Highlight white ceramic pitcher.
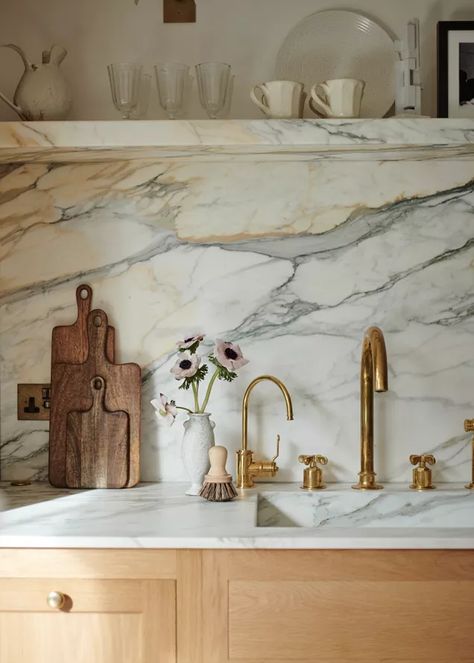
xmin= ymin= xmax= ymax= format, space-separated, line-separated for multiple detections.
xmin=251 ymin=80 xmax=305 ymax=119
xmin=0 ymin=44 xmax=72 ymax=120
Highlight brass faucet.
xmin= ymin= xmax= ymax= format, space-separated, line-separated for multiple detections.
xmin=352 ymin=326 xmax=388 ymax=490
xmin=465 ymin=419 xmax=474 ymax=490
xmin=236 ymin=375 xmax=294 ymax=488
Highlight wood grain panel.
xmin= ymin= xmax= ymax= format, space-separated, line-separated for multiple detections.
xmin=201 ymin=550 xmax=474 ymax=663
xmin=0 ymin=549 xmax=177 ymax=579
xmin=0 ymin=578 xmax=176 ymax=663
xmin=229 ymin=579 xmax=474 ymax=661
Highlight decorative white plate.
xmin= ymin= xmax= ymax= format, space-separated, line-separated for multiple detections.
xmin=275 ymin=10 xmax=396 ymax=118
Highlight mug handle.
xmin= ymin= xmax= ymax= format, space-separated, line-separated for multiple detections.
xmin=250 ymin=84 xmax=269 ymax=115
xmin=309 ymin=83 xmax=332 ymax=117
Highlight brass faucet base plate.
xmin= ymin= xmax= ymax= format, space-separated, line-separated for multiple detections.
xmin=465 ymin=483 xmax=474 ymax=490
xmin=410 ymin=484 xmax=436 ymax=490
xmin=352 ymin=483 xmax=383 ymax=490
xmin=300 ymin=485 xmax=326 ymax=490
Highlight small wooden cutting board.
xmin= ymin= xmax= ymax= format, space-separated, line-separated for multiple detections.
xmin=51 ymin=284 xmax=115 ymax=365
xmin=66 ymin=376 xmax=129 ymax=489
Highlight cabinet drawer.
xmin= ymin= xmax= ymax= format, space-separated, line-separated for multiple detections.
xmin=0 ymin=578 xmax=176 ymax=663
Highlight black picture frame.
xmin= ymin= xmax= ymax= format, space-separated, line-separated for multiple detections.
xmin=437 ymin=20 xmax=474 ymax=117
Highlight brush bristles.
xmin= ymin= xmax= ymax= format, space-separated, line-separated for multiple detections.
xmin=199 ymin=480 xmax=238 ymax=502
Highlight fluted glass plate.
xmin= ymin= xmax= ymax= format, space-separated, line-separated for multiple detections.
xmin=275 ymin=9 xmax=396 ymax=118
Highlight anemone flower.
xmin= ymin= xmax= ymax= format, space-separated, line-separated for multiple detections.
xmin=170 ymin=352 xmax=201 ymax=379
xmin=214 ymin=339 xmax=249 ymax=371
xmin=151 ymin=394 xmax=177 ymax=426
xmin=177 ymin=333 xmax=205 ymax=351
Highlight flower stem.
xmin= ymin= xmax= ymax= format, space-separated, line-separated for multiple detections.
xmin=192 ymin=381 xmax=200 ymax=412
xmin=176 ymin=405 xmax=193 ymax=414
xmin=200 ymin=368 xmax=219 ymax=413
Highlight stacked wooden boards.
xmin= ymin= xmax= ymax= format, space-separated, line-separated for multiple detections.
xmin=49 ymin=285 xmax=141 ymax=488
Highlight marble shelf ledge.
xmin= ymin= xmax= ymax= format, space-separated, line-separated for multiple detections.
xmin=0 ymin=118 xmax=473 ymax=163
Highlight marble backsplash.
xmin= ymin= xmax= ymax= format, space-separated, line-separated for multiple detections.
xmin=1 ymin=137 xmax=473 ymax=484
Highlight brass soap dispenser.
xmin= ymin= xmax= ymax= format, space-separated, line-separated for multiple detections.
xmin=298 ymin=454 xmax=328 ymax=490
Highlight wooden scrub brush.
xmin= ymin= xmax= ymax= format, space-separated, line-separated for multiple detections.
xmin=199 ymin=445 xmax=238 ymax=502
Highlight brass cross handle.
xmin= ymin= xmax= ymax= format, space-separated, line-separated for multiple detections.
xmin=465 ymin=419 xmax=474 ymax=433
xmin=298 ymin=454 xmax=328 ymax=490
xmin=410 ymin=454 xmax=436 ymax=467
xmin=410 ymin=454 xmax=436 ymax=490
xmin=299 ymin=454 xmax=328 ymax=468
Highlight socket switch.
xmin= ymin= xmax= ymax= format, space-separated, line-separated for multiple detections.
xmin=17 ymin=384 xmax=51 ymax=421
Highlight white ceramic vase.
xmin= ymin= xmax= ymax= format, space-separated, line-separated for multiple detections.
xmin=181 ymin=413 xmax=215 ymax=495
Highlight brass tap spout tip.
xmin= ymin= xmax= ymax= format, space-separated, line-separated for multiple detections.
xmin=366 ymin=326 xmax=388 ymax=392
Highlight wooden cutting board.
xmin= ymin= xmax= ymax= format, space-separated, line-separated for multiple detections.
xmin=66 ymin=376 xmax=129 ymax=489
xmin=51 ymin=284 xmax=115 ymax=365
xmin=49 ymin=309 xmax=141 ymax=488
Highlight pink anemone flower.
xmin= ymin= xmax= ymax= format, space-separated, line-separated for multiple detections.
xmin=214 ymin=339 xmax=249 ymax=372
xmin=170 ymin=352 xmax=201 ymax=379
xmin=151 ymin=394 xmax=177 ymax=426
xmin=177 ymin=333 xmax=205 ymax=351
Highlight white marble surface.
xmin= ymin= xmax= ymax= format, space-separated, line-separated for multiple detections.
xmin=0 ymin=119 xmax=473 ymax=162
xmin=0 ymin=119 xmax=473 ymax=485
xmin=0 ymin=481 xmax=77 ymax=510
xmin=0 ymin=482 xmax=472 ymax=549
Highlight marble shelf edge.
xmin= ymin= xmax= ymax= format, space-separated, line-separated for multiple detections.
xmin=0 ymin=119 xmax=473 ymax=163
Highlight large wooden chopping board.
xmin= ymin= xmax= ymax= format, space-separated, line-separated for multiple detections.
xmin=49 ymin=309 xmax=141 ymax=488
xmin=66 ymin=376 xmax=129 ymax=489
xmin=51 ymin=284 xmax=115 ymax=365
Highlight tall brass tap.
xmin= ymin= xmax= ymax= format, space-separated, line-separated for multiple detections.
xmin=352 ymin=326 xmax=388 ymax=490
xmin=236 ymin=375 xmax=294 ymax=488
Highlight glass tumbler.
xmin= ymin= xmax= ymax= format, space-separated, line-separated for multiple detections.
xmin=195 ymin=62 xmax=232 ymax=119
xmin=154 ymin=62 xmax=189 ymax=119
xmin=107 ymin=63 xmax=143 ymax=119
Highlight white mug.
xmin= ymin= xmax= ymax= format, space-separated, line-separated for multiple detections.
xmin=251 ymin=80 xmax=305 ymax=119
xmin=310 ymin=78 xmax=365 ymax=118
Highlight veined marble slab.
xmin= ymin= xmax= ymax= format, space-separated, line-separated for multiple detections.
xmin=0 ymin=120 xmax=473 ymax=485
xmin=0 ymin=119 xmax=473 ymax=163
xmin=0 ymin=483 xmax=472 ymax=549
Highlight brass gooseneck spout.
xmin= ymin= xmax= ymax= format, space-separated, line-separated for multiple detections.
xmin=352 ymin=326 xmax=388 ymax=490
xmin=236 ymin=375 xmax=294 ymax=488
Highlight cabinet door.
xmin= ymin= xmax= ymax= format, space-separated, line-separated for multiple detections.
xmin=201 ymin=550 xmax=474 ymax=663
xmin=0 ymin=578 xmax=176 ymax=663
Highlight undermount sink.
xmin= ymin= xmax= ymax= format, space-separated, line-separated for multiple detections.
xmin=256 ymin=488 xmax=474 ymax=528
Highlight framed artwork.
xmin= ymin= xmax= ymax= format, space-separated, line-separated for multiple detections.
xmin=438 ymin=21 xmax=474 ymax=118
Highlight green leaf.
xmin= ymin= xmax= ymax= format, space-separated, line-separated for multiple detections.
xmin=177 ymin=364 xmax=208 ymax=391
xmin=178 ymin=339 xmax=201 ymax=355
xmin=208 ymin=354 xmax=237 ymax=382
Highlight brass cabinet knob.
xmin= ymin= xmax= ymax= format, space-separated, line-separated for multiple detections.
xmin=409 ymin=454 xmax=436 ymax=490
xmin=47 ymin=590 xmax=66 ymax=610
xmin=299 ymin=454 xmax=328 ymax=490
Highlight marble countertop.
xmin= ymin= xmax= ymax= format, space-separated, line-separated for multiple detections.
xmin=0 ymin=482 xmax=472 ymax=549
xmin=1 ymin=119 xmax=473 ymax=163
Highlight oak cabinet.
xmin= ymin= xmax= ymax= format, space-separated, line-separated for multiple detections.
xmin=0 ymin=550 xmax=177 ymax=663
xmin=0 ymin=549 xmax=473 ymax=663
xmin=199 ymin=550 xmax=474 ymax=663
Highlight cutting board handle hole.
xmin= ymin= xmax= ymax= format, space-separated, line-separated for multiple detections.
xmin=93 ymin=377 xmax=103 ymax=390
xmin=79 ymin=288 xmax=89 ymax=300
xmin=93 ymin=314 xmax=102 ymax=327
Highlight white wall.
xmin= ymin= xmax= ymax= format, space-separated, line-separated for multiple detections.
xmin=0 ymin=0 xmax=472 ymax=120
